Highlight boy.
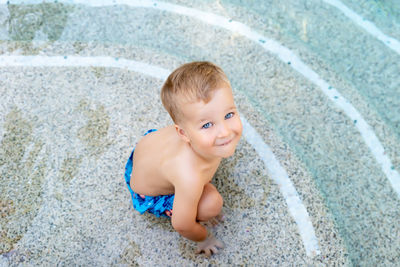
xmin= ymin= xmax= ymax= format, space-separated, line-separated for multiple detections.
xmin=124 ymin=61 xmax=243 ymax=256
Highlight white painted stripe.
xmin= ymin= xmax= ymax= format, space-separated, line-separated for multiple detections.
xmin=241 ymin=116 xmax=321 ymax=257
xmin=28 ymin=0 xmax=399 ymax=209
xmin=0 ymin=55 xmax=321 ymax=257
xmin=323 ymin=0 xmax=400 ymax=55
xmin=0 ymin=55 xmax=170 ymax=80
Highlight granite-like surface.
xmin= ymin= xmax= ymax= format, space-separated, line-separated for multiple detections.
xmin=0 ymin=44 xmax=349 ymax=266
xmin=1 ymin=0 xmax=399 ymax=266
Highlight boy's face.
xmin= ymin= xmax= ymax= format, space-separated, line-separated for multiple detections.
xmin=177 ymin=85 xmax=243 ymax=160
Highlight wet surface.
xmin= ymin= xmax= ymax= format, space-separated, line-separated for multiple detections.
xmin=0 ymin=108 xmax=47 ymax=254
xmin=0 ymin=0 xmax=399 ymax=265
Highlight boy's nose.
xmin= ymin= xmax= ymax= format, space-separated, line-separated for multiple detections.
xmin=217 ymin=122 xmax=230 ymax=138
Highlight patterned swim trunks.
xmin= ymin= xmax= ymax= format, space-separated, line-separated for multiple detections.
xmin=124 ymin=129 xmax=174 ymax=218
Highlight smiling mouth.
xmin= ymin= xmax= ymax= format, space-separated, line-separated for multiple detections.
xmin=217 ymin=139 xmax=232 ymax=146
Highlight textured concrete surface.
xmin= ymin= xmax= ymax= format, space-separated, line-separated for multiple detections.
xmin=1 ymin=0 xmax=399 ymax=266
xmin=0 ymin=50 xmax=348 ymax=265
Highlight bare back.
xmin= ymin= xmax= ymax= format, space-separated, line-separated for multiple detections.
xmin=130 ymin=125 xmax=221 ymax=196
xmin=131 ymin=125 xmax=178 ymax=195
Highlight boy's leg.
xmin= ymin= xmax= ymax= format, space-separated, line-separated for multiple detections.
xmin=196 ymin=183 xmax=223 ymax=222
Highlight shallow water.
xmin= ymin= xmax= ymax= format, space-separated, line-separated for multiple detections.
xmin=0 ymin=0 xmax=399 ymax=266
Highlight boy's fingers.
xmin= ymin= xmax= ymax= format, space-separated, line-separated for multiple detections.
xmin=210 ymin=247 xmax=219 ymax=255
xmin=204 ymin=249 xmax=211 ymax=257
xmin=216 ymin=240 xmax=224 ymax=248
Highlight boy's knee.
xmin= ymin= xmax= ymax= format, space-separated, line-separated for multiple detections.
xmin=197 ymin=184 xmax=223 ymax=220
xmin=208 ymin=192 xmax=223 ymax=216
xmin=212 ymin=192 xmax=223 ymax=216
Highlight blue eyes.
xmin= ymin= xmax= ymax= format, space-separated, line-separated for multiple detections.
xmin=225 ymin=112 xmax=234 ymax=119
xmin=202 ymin=122 xmax=212 ymax=129
xmin=202 ymin=112 xmax=234 ymax=129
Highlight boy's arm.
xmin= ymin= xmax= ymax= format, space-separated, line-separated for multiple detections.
xmin=171 ymin=176 xmax=207 ymax=242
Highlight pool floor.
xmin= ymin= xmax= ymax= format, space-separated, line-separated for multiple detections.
xmin=0 ymin=0 xmax=399 ymax=266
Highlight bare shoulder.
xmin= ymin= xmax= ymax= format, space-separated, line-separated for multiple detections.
xmin=132 ymin=125 xmax=214 ymax=196
xmin=135 ymin=125 xmax=176 ymax=151
xmin=134 ymin=126 xmax=177 ymax=163
xmin=162 ymin=145 xmax=197 ymax=185
xmin=161 ymin=137 xmax=217 ymax=188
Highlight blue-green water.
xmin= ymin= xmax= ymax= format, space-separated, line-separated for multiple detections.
xmin=1 ymin=0 xmax=399 ymax=265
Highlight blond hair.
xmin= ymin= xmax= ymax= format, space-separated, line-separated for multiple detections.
xmin=161 ymin=61 xmax=230 ymax=123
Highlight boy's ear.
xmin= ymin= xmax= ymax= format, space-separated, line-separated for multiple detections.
xmin=175 ymin=124 xmax=190 ymax=143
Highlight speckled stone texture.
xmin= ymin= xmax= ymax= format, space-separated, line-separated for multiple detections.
xmin=1 ymin=0 xmax=399 ymax=266
xmin=0 ymin=43 xmax=348 ymax=266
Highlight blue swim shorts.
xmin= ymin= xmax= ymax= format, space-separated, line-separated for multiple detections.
xmin=124 ymin=129 xmax=174 ymax=218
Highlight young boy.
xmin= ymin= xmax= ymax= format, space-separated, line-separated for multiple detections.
xmin=124 ymin=61 xmax=243 ymax=256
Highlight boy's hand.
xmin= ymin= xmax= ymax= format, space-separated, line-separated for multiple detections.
xmin=195 ymin=234 xmax=224 ymax=256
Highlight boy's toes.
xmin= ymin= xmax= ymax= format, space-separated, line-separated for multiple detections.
xmin=215 ymin=239 xmax=224 ymax=248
